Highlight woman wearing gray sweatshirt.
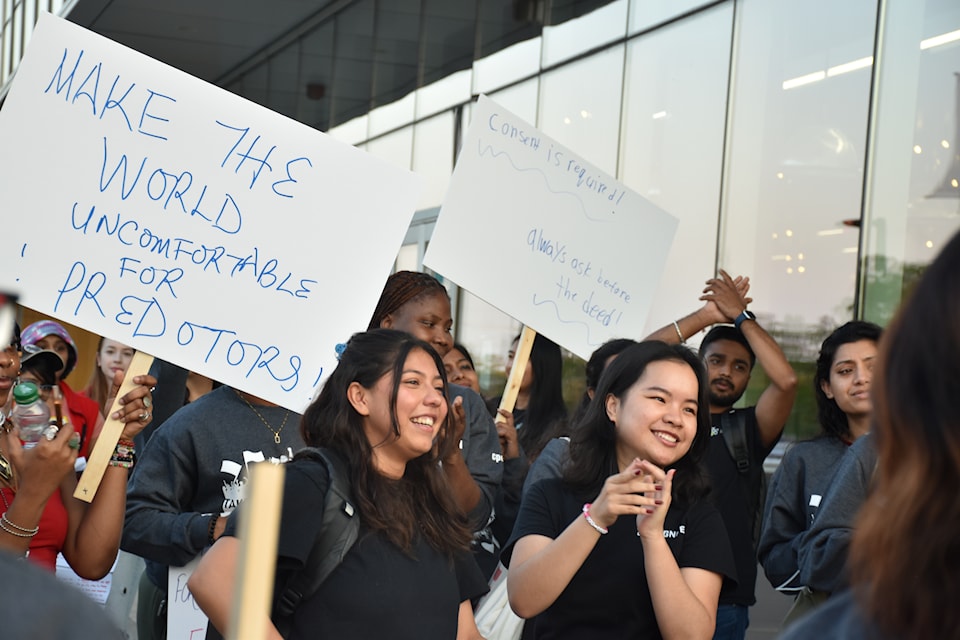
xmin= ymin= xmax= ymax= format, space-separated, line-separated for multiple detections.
xmin=757 ymin=321 xmax=881 ymax=623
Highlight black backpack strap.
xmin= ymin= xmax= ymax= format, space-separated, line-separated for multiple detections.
xmin=720 ymin=410 xmax=751 ymax=474
xmin=720 ymin=410 xmax=768 ymax=548
xmin=273 ymin=447 xmax=359 ymax=637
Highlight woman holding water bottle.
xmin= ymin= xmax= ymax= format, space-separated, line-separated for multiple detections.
xmin=0 ymin=322 xmax=157 ymax=579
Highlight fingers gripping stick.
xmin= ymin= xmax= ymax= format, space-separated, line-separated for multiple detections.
xmin=495 ymin=325 xmax=536 ymax=424
xmin=74 ymin=350 xmax=155 ymax=502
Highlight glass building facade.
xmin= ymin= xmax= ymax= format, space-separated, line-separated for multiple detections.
xmin=3 ymin=0 xmax=959 ymax=436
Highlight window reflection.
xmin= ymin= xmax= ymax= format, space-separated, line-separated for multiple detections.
xmin=618 ymin=4 xmax=733 ymax=337
xmin=720 ymin=0 xmax=878 ymax=438
xmin=538 ymin=46 xmax=624 ymax=175
xmin=862 ymin=0 xmax=960 ymax=323
xmin=331 ymin=0 xmax=375 ymax=126
xmin=300 ymin=22 xmax=335 ymax=131
xmin=477 ymin=0 xmax=543 ymax=58
xmin=422 ymin=0 xmax=477 ymax=87
xmin=722 ymin=0 xmax=877 ymax=329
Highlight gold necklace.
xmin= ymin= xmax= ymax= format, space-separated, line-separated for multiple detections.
xmin=237 ymin=391 xmax=290 ymax=445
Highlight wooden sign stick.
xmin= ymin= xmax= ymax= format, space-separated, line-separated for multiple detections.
xmin=228 ymin=462 xmax=285 ymax=640
xmin=74 ymin=350 xmax=154 ymax=502
xmin=495 ymin=325 xmax=537 ymax=423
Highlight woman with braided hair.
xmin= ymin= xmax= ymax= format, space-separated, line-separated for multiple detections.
xmin=369 ymin=270 xmax=503 ymax=578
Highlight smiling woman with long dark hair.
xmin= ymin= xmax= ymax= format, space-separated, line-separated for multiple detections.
xmin=503 ymin=341 xmax=735 ymax=639
xmin=189 ymin=329 xmax=487 ymax=640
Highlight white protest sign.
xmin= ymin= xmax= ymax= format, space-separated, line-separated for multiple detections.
xmin=424 ymin=95 xmax=677 ymax=360
xmin=167 ymin=558 xmax=208 ymax=640
xmin=0 ymin=13 xmax=421 ymax=411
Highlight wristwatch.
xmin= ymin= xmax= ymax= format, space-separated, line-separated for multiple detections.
xmin=734 ymin=309 xmax=756 ymax=330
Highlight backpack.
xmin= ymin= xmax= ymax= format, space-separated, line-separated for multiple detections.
xmin=272 ymin=447 xmax=360 ymax=638
xmin=719 ymin=410 xmax=768 ymax=549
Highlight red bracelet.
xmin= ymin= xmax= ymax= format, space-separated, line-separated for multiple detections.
xmin=582 ymin=503 xmax=608 ymax=535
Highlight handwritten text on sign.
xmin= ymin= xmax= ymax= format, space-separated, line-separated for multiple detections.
xmin=0 ymin=13 xmax=421 ymax=410
xmin=424 ymin=96 xmax=677 ymax=360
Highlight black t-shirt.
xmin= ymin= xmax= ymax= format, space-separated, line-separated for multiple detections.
xmin=502 ymin=478 xmax=736 ymax=639
xmin=224 ymin=457 xmax=487 ymax=639
xmin=707 ymin=406 xmax=776 ymax=606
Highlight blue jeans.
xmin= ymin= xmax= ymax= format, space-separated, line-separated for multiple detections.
xmin=713 ymin=604 xmax=749 ymax=640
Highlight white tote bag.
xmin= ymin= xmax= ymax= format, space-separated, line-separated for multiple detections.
xmin=474 ymin=563 xmax=524 ymax=640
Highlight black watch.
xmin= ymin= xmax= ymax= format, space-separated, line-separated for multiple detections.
xmin=734 ymin=309 xmax=756 ymax=329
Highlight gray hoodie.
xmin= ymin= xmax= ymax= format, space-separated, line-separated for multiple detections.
xmin=758 ymin=436 xmax=849 ymax=593
xmin=797 ymin=433 xmax=877 ymax=593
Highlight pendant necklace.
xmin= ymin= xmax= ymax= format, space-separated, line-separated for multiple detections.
xmin=237 ymin=391 xmax=290 ymax=445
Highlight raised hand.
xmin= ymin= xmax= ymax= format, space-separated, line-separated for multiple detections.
xmin=495 ymin=409 xmax=520 ymax=459
xmin=105 ymin=372 xmax=158 ymax=440
xmin=700 ymin=269 xmax=752 ymax=323
xmin=4 ymin=420 xmax=78 ymax=502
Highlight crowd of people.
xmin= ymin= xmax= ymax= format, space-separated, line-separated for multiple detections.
xmin=1 ymin=229 xmax=959 ymax=639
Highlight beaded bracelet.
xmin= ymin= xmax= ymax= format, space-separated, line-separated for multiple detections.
xmin=109 ymin=438 xmax=137 ymax=469
xmin=0 ymin=513 xmax=40 ymax=538
xmin=581 ymin=503 xmax=608 ymax=535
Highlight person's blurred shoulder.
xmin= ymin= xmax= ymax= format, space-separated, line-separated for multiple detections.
xmin=780 ymin=590 xmax=892 ymax=640
xmin=0 ymin=551 xmax=125 ymax=639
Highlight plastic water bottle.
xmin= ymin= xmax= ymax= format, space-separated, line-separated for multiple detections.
xmin=11 ymin=382 xmax=51 ymax=449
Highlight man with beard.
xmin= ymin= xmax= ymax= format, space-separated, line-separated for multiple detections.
xmin=649 ymin=270 xmax=797 ymax=640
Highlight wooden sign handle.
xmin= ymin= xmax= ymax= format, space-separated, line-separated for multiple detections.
xmin=74 ymin=350 xmax=154 ymax=502
xmin=495 ymin=325 xmax=537 ymax=423
xmin=228 ymin=462 xmax=285 ymax=640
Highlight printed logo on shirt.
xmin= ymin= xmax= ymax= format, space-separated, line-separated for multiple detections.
xmin=710 ymin=426 xmax=721 ymax=437
xmin=663 ymin=525 xmax=686 ymax=539
xmin=219 ymin=448 xmax=293 ymax=515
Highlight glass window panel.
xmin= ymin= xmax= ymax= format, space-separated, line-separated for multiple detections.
xmin=721 ymin=0 xmax=877 ymax=437
xmin=369 ymin=93 xmax=416 ymax=137
xmin=412 ymin=111 xmax=455 ymax=210
xmin=486 ymin=77 xmax=540 ymax=123
xmin=326 ymin=114 xmax=369 ymax=145
xmin=723 ymin=0 xmax=876 ymax=324
xmin=237 ymin=63 xmax=269 ymax=108
xmin=861 ymin=0 xmax=960 ymax=324
xmin=300 ymin=22 xmax=335 ymax=131
xmin=629 ymin=0 xmax=716 ymax=34
xmin=2 ymin=19 xmax=9 ymax=86
xmin=331 ymin=0 xmax=375 ymax=127
xmin=23 ymin=0 xmax=33 ymax=50
xmin=416 ymin=68 xmax=472 ymax=118
xmin=365 ymin=125 xmax=413 ymax=171
xmin=422 ymin=0 xmax=477 ymax=87
xmin=546 ymin=0 xmax=617 ymax=25
xmin=476 ymin=0 xmax=542 ymax=59
xmin=371 ymin=0 xmax=420 ymax=111
xmin=395 ymin=243 xmax=420 ymax=272
xmin=538 ymin=46 xmax=624 ymax=175
xmin=542 ymin=0 xmax=627 ymax=68
xmin=267 ymin=46 xmax=300 ymax=121
xmin=12 ymin=2 xmax=21 ymax=63
xmin=473 ymin=37 xmax=542 ymax=95
xmin=619 ymin=3 xmax=733 ymax=337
